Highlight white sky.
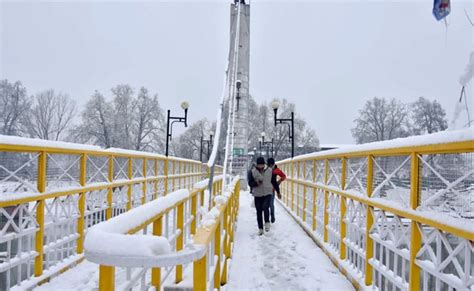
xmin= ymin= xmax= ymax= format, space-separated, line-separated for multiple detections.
xmin=1 ymin=0 xmax=473 ymax=144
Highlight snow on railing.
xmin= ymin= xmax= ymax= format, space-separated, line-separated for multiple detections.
xmin=83 ymin=176 xmax=240 ymax=291
xmin=0 ymin=135 xmax=221 ymax=291
xmin=277 ymin=129 xmax=474 ymax=291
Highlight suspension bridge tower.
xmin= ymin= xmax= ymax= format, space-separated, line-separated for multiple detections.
xmin=227 ymin=0 xmax=250 ymax=178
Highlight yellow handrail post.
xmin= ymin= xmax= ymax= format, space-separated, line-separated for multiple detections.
xmin=178 ymin=161 xmax=182 ymax=189
xmin=312 ymin=160 xmax=317 ymax=231
xmin=365 ymin=155 xmax=374 ymax=286
xmin=200 ymin=189 xmax=205 ymax=208
xmin=99 ymin=265 xmax=115 ymax=291
xmin=164 ymin=158 xmax=169 ymax=195
xmin=142 ymin=158 xmax=147 ymax=205
xmin=291 ymin=160 xmax=295 ymax=211
xmin=34 ymin=151 xmax=46 ymax=277
xmin=127 ymin=157 xmax=133 ymax=210
xmin=214 ymin=220 xmax=221 ymax=290
xmin=151 ymin=216 xmax=163 ymax=289
xmin=302 ymin=185 xmax=307 ymax=222
xmin=409 ymin=152 xmax=422 ymax=291
xmin=193 ymin=254 xmax=207 ymax=291
xmin=229 ymin=190 xmax=235 ymax=245
xmin=296 ymin=162 xmax=300 ymax=217
xmin=191 ymin=192 xmax=198 ymax=234
xmin=154 ymin=159 xmax=158 ymax=199
xmin=176 ymin=202 xmax=184 ymax=283
xmin=107 ymin=156 xmax=114 ymax=219
xmin=171 ymin=161 xmax=176 ymax=191
xmin=323 ymin=159 xmax=329 ymax=243
xmin=77 ymin=153 xmax=87 ymax=254
xmin=339 ymin=157 xmax=347 ymax=260
xmin=221 ymin=206 xmax=230 ymax=285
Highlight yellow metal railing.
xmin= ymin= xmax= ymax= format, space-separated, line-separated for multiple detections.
xmin=0 ymin=136 xmax=222 ymax=290
xmin=277 ymin=130 xmax=474 ymax=291
xmin=84 ymin=176 xmax=239 ymax=290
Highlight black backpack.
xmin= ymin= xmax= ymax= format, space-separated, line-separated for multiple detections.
xmin=247 ymin=169 xmax=258 ymax=188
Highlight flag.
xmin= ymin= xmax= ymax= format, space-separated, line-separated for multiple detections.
xmin=433 ymin=0 xmax=451 ymax=21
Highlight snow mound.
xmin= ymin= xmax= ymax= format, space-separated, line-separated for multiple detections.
xmin=84 ymin=189 xmax=190 ymax=267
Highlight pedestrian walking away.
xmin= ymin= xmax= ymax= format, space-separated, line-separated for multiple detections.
xmin=250 ymin=157 xmax=274 ymax=235
xmin=267 ymin=157 xmax=286 ymax=223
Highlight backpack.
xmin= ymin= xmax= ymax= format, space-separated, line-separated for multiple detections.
xmin=247 ymin=169 xmax=258 ymax=188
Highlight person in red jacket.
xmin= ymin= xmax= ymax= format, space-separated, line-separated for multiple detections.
xmin=267 ymin=158 xmax=286 ymax=223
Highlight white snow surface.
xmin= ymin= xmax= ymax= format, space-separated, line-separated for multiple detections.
xmin=0 ymin=134 xmax=102 ymax=151
xmin=226 ymin=192 xmax=354 ymax=291
xmin=34 ymin=259 xmax=99 ymax=291
xmin=84 ymin=189 xmax=189 ymax=265
xmin=283 ymin=128 xmax=473 ymax=162
xmin=0 ymin=134 xmax=201 ymax=163
xmin=193 ymin=174 xmax=224 ymax=189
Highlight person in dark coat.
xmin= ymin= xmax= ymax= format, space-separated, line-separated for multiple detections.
xmin=250 ymin=157 xmax=274 ymax=235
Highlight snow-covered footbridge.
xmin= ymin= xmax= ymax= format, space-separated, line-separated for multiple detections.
xmin=1 ymin=0 xmax=474 ymax=290
xmin=0 ymin=128 xmax=473 ymax=291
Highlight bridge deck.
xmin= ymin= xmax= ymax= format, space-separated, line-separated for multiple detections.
xmin=35 ymin=191 xmax=353 ymax=291
xmin=226 ymin=192 xmax=354 ymax=291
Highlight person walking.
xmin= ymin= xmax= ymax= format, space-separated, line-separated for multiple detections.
xmin=267 ymin=158 xmax=286 ymax=223
xmin=250 ymin=157 xmax=274 ymax=235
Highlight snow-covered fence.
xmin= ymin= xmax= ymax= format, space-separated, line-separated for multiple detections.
xmin=277 ymin=128 xmax=473 ymax=291
xmin=0 ymin=135 xmax=222 ymax=290
xmin=84 ymin=176 xmax=240 ymax=291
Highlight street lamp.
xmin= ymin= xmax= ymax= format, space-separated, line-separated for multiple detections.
xmin=259 ymin=132 xmax=274 ymax=158
xmin=235 ymin=80 xmax=242 ymax=111
xmin=165 ymin=101 xmax=189 ymax=156
xmin=271 ymin=99 xmax=295 ymax=158
xmin=200 ymin=132 xmax=214 ymax=162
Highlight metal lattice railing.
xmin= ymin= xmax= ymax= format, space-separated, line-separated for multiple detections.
xmin=278 ymin=130 xmax=474 ymax=291
xmin=85 ymin=176 xmax=239 ymax=291
xmin=0 ymin=136 xmax=223 ymax=290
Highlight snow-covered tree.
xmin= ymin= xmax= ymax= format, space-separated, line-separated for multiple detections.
xmin=410 ymin=97 xmax=447 ymax=135
xmin=111 ymin=84 xmax=135 ymax=149
xmin=25 ymin=89 xmax=76 ymax=141
xmin=75 ymin=85 xmax=166 ymax=151
xmin=352 ymin=97 xmax=409 ymax=144
xmin=0 ymin=80 xmax=30 ymax=136
xmin=132 ymin=87 xmax=165 ymax=151
xmin=75 ymin=91 xmax=115 ymax=148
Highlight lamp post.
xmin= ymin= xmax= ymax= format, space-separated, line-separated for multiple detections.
xmin=259 ymin=132 xmax=274 ymax=158
xmin=271 ymin=100 xmax=295 ymax=158
xmin=235 ymin=80 xmax=242 ymax=112
xmin=200 ymin=132 xmax=214 ymax=162
xmin=165 ymin=101 xmax=189 ymax=156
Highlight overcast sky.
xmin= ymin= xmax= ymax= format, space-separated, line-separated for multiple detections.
xmin=1 ymin=0 xmax=473 ymax=144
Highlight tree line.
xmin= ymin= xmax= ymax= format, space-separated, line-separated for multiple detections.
xmin=351 ymin=96 xmax=448 ymax=144
xmin=0 ymin=80 xmax=319 ymax=161
xmin=1 ymin=79 xmax=451 ymax=161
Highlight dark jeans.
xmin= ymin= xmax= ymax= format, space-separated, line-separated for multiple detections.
xmin=269 ymin=193 xmax=275 ymax=222
xmin=254 ymin=195 xmax=272 ymax=229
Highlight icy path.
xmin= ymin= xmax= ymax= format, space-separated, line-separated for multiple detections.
xmin=226 ymin=192 xmax=354 ymax=291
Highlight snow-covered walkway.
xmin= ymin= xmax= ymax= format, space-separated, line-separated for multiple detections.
xmin=226 ymin=192 xmax=354 ymax=291
xmin=36 ymin=191 xmax=354 ymax=291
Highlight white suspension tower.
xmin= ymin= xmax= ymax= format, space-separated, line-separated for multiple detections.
xmin=223 ymin=0 xmax=250 ymax=188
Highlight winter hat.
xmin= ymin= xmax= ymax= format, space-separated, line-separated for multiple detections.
xmin=256 ymin=157 xmax=266 ymax=165
xmin=267 ymin=158 xmax=275 ymax=165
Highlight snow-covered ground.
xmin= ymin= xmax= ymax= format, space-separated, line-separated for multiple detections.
xmin=225 ymin=192 xmax=354 ymax=291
